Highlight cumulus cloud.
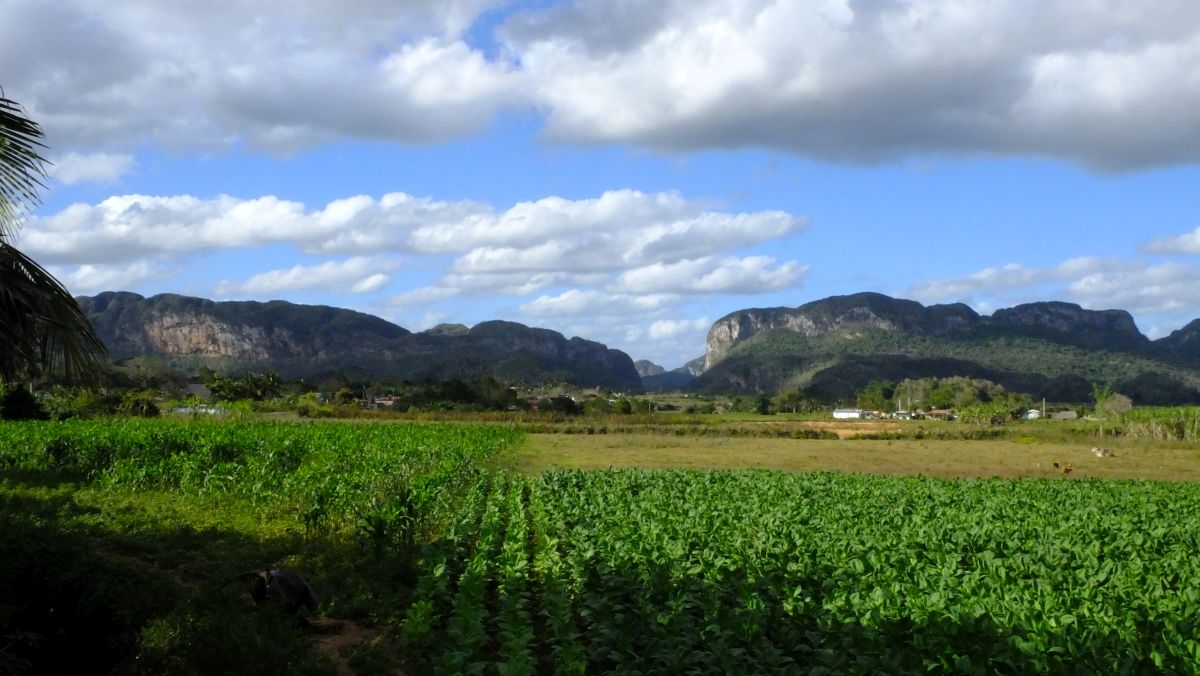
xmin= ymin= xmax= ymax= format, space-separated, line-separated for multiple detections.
xmin=383 ymin=286 xmax=462 ymax=308
xmin=214 ymin=257 xmax=396 ymax=296
xmin=1143 ymin=227 xmax=1200 ymax=255
xmin=613 ymin=256 xmax=807 ymax=295
xmin=22 ymin=189 xmax=806 ymax=301
xmin=8 ymin=1 xmax=1200 ymax=168
xmin=520 ymin=290 xmax=680 ymax=318
xmin=0 ymin=0 xmax=516 ymax=152
xmin=445 ymin=190 xmax=806 ymax=274
xmin=906 ymin=262 xmax=1047 ymax=302
xmin=50 ymin=261 xmax=168 ymax=295
xmin=647 ymin=317 xmax=711 ymax=341
xmin=507 ymin=0 xmax=1200 ymax=169
xmin=47 ymin=152 xmax=135 ymax=185
xmin=1066 ymin=261 xmax=1200 ymax=317
xmin=18 ymin=193 xmax=487 ymax=265
xmin=907 ymin=257 xmax=1200 ymax=325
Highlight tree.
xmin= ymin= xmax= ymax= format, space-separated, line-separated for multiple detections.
xmin=1090 ymin=381 xmax=1113 ymax=413
xmin=0 ymin=94 xmax=106 ymax=382
xmin=756 ymin=394 xmax=772 ymax=415
xmin=856 ymin=380 xmax=894 ymax=411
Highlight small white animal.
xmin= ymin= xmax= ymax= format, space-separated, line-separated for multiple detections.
xmin=1091 ymin=446 xmax=1114 ymax=458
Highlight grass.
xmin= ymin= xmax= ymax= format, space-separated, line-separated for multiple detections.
xmin=0 ymin=420 xmax=523 ymax=675
xmin=0 ymin=473 xmax=341 ymax=675
xmin=510 ymin=432 xmax=1200 ymax=481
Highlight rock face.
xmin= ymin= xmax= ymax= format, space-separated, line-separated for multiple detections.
xmin=1151 ymin=319 xmax=1200 ymax=366
xmin=989 ymin=302 xmax=1147 ymax=352
xmin=680 ymin=355 xmax=707 ymax=376
xmin=705 ymin=293 xmax=978 ymax=369
xmin=634 ymin=360 xmax=666 ymax=377
xmin=77 ymin=292 xmax=642 ymax=390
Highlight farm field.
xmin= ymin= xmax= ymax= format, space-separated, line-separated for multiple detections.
xmin=2 ymin=417 xmax=1200 ymax=674
xmin=405 ymin=469 xmax=1200 ymax=673
xmin=513 ymin=432 xmax=1200 ymax=481
xmin=0 ymin=419 xmax=522 ymax=674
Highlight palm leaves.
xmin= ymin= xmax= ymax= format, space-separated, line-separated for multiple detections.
xmin=0 ymin=93 xmax=106 ymax=382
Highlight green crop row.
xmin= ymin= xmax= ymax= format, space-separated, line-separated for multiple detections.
xmin=405 ymin=470 xmax=1200 ymax=674
xmin=0 ymin=419 xmax=522 ymax=534
xmin=1120 ymin=407 xmax=1200 ymax=441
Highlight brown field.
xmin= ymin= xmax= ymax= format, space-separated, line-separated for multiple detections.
xmin=510 ymin=432 xmax=1200 ymax=481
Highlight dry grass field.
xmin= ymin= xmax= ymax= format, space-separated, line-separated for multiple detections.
xmin=511 ymin=432 xmax=1200 ymax=481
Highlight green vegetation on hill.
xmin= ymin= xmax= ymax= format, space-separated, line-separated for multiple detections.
xmin=695 ymin=293 xmax=1200 ymax=403
xmin=696 ymin=327 xmax=1200 ymax=404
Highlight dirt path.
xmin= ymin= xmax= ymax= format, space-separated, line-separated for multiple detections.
xmin=307 ymin=618 xmax=397 ymax=676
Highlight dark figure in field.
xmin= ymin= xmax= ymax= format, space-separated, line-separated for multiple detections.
xmin=225 ymin=568 xmax=318 ymax=615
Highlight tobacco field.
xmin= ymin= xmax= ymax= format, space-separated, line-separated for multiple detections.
xmin=404 ymin=470 xmax=1200 ymax=674
xmin=2 ymin=418 xmax=1199 ymax=673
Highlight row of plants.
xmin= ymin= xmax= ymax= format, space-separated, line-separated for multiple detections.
xmin=0 ymin=419 xmax=525 ymax=674
xmin=402 ymin=469 xmax=1200 ymax=673
xmin=1119 ymin=406 xmax=1200 ymax=441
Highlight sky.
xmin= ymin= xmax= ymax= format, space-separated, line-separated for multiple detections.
xmin=4 ymin=0 xmax=1200 ymax=369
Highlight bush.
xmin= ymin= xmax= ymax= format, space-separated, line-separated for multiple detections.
xmin=0 ymin=387 xmax=48 ymax=421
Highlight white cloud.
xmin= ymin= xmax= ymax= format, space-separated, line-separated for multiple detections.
xmin=440 ymin=271 xmax=608 ymax=296
xmin=0 ymin=0 xmax=516 ymax=153
xmin=410 ymin=190 xmax=696 ymax=252
xmin=352 ymin=274 xmax=392 ymax=293
xmin=10 ymin=2 xmax=1199 ymax=167
xmin=906 ymin=263 xmax=1045 ymax=302
xmin=18 ymin=192 xmax=487 ymax=265
xmin=647 ymin=317 xmax=710 ymax=341
xmin=1066 ymin=261 xmax=1200 ymax=317
xmin=613 ymin=256 xmax=807 ymax=295
xmin=1143 ymin=226 xmax=1200 ymax=255
xmin=520 ymin=289 xmax=680 ymax=318
xmin=51 ymin=261 xmax=167 ymax=295
xmin=383 ymin=286 xmax=462 ymax=308
xmin=214 ymin=257 xmax=395 ymax=296
xmin=24 ymin=189 xmax=807 ymax=306
xmin=907 ymin=257 xmax=1200 ymax=327
xmin=47 ymin=152 xmax=135 ymax=185
xmin=445 ymin=190 xmax=806 ymax=274
xmin=504 ymin=0 xmax=1200 ymax=169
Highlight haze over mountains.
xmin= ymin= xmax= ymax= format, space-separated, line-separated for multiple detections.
xmin=78 ymin=291 xmax=1200 ymax=404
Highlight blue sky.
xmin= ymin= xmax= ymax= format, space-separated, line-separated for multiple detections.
xmin=5 ymin=0 xmax=1200 ymax=368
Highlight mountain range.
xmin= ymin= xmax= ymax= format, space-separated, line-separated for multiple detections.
xmin=76 ymin=292 xmax=642 ymax=391
xmin=686 ymin=292 xmax=1200 ymax=404
xmin=76 ymin=291 xmax=1200 ymax=404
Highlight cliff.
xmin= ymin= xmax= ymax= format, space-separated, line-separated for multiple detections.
xmin=77 ymin=292 xmax=642 ymax=390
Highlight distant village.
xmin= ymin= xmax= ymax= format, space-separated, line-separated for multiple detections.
xmin=831 ymin=407 xmax=1079 ymax=421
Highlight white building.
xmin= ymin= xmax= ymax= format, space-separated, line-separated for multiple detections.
xmin=832 ymin=408 xmax=863 ymax=420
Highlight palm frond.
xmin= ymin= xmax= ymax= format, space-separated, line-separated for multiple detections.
xmin=0 ymin=94 xmax=48 ymax=239
xmin=0 ymin=92 xmax=107 ymax=382
xmin=0 ymin=242 xmax=108 ymax=382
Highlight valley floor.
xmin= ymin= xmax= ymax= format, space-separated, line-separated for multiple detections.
xmin=513 ymin=431 xmax=1200 ymax=481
